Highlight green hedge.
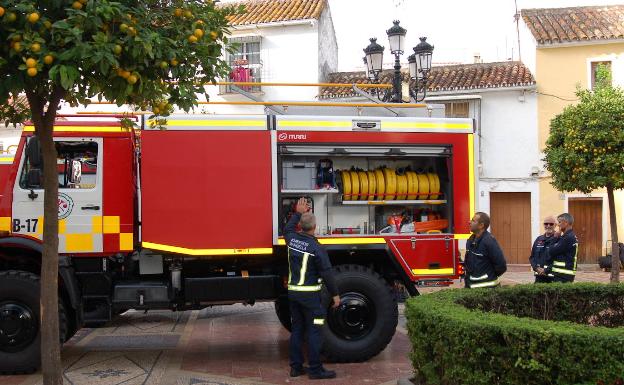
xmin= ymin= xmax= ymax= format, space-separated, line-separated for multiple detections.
xmin=406 ymin=283 xmax=624 ymax=385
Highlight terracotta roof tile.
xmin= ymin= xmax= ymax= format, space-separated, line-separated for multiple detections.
xmin=521 ymin=5 xmax=624 ymax=45
xmin=222 ymin=0 xmax=326 ymax=26
xmin=319 ymin=61 xmax=535 ymax=99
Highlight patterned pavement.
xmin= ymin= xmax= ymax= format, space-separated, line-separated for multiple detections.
xmin=3 ymin=266 xmax=613 ymax=385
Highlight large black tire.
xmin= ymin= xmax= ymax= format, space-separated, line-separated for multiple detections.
xmin=274 ymin=294 xmax=292 ymax=332
xmin=0 ymin=270 xmax=67 ymax=374
xmin=322 ymin=264 xmax=398 ymax=362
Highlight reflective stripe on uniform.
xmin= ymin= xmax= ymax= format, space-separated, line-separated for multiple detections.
xmin=288 ymin=284 xmax=322 ymax=292
xmin=553 ymin=261 xmax=566 ymax=267
xmin=469 ymin=274 xmax=488 ymax=281
xmin=297 ymin=252 xmax=310 ymax=285
xmin=552 ymin=267 xmax=576 ymax=276
xmin=470 ymin=279 xmax=499 ymax=288
xmin=313 ymin=318 xmax=325 ymax=325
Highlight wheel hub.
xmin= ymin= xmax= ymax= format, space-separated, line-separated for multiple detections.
xmin=327 ymin=292 xmax=376 ymax=340
xmin=0 ymin=302 xmax=38 ymax=352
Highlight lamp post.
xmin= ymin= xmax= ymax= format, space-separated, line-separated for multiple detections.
xmin=363 ymin=20 xmax=434 ymax=102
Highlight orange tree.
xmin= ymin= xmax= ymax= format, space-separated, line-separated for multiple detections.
xmin=0 ymin=0 xmax=239 ymax=383
xmin=543 ymin=81 xmax=624 ymax=284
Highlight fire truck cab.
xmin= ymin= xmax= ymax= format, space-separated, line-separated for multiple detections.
xmin=0 ymin=112 xmax=475 ymax=372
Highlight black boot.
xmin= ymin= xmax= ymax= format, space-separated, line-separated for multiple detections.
xmin=309 ymin=368 xmax=336 ymax=380
xmin=290 ymin=366 xmax=307 ymax=377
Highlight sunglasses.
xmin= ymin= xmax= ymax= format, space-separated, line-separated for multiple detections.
xmin=544 ymin=223 xmax=555 ymax=226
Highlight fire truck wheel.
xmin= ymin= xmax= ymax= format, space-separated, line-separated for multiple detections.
xmin=322 ymin=264 xmax=398 ymax=362
xmin=0 ymin=270 xmax=68 ymax=374
xmin=274 ymin=294 xmax=292 ymax=332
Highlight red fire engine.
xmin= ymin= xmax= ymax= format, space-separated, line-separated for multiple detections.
xmin=0 ymin=112 xmax=475 ymax=372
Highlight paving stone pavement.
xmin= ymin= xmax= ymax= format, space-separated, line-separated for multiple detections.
xmin=3 ymin=267 xmax=612 ymax=385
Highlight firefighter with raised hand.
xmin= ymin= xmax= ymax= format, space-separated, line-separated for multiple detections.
xmin=464 ymin=212 xmax=507 ymax=288
xmin=545 ymin=213 xmax=579 ymax=283
xmin=284 ymin=197 xmax=340 ymax=380
xmin=529 ymin=215 xmax=558 ymax=283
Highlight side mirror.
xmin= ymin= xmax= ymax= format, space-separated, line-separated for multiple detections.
xmin=26 ymin=136 xmax=43 ymax=168
xmin=27 ymin=169 xmax=42 ymax=188
xmin=68 ymin=159 xmax=82 ymax=185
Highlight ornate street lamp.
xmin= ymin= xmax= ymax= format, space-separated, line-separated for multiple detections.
xmin=363 ymin=38 xmax=384 ymax=81
xmin=363 ymin=21 xmax=434 ymax=103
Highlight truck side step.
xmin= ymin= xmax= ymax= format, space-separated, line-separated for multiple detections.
xmin=185 ymin=275 xmax=281 ymax=303
xmin=113 ymin=281 xmax=170 ymax=309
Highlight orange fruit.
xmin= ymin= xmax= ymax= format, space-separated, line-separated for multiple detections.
xmin=5 ymin=12 xmax=16 ymax=22
xmin=26 ymin=58 xmax=37 ymax=68
xmin=209 ymin=31 xmax=218 ymax=40
xmin=27 ymin=67 xmax=37 ymax=77
xmin=30 ymin=43 xmax=41 ymax=52
xmin=11 ymin=35 xmax=22 ymax=42
xmin=159 ymin=61 xmax=169 ymax=69
xmin=127 ymin=74 xmax=138 ymax=84
xmin=0 ymin=7 xmax=5 ymax=17
xmin=72 ymin=1 xmax=83 ymax=10
xmin=174 ymin=8 xmax=182 ymax=17
xmin=153 ymin=107 xmax=160 ymax=114
xmin=43 ymin=55 xmax=54 ymax=65
xmin=27 ymin=12 xmax=39 ymax=23
xmin=128 ymin=27 xmax=136 ymax=36
xmin=184 ymin=10 xmax=192 ymax=18
xmin=193 ymin=28 xmax=204 ymax=38
xmin=13 ymin=41 xmax=22 ymax=52
xmin=188 ymin=35 xmax=198 ymax=43
xmin=113 ymin=44 xmax=122 ymax=55
xmin=43 ymin=20 xmax=52 ymax=29
xmin=170 ymin=58 xmax=179 ymax=66
xmin=119 ymin=23 xmax=128 ymax=32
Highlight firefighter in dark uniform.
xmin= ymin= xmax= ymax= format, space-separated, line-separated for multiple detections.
xmin=529 ymin=215 xmax=557 ymax=283
xmin=464 ymin=212 xmax=507 ymax=288
xmin=545 ymin=213 xmax=579 ymax=283
xmin=284 ymin=197 xmax=340 ymax=380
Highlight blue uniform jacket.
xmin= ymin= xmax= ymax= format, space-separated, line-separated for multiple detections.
xmin=529 ymin=234 xmax=557 ymax=274
xmin=464 ymin=231 xmax=507 ymax=288
xmin=284 ymin=212 xmax=338 ymax=296
xmin=546 ymin=230 xmax=578 ymax=277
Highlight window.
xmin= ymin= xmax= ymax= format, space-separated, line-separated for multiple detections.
xmin=591 ymin=61 xmax=612 ymax=89
xmin=20 ymin=140 xmax=98 ymax=190
xmin=443 ymin=102 xmax=470 ymax=118
xmin=221 ymin=36 xmax=262 ymax=93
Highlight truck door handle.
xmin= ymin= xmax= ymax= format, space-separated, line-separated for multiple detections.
xmin=81 ymin=205 xmax=100 ymax=210
xmin=410 ymin=237 xmax=416 ymax=250
xmin=444 ymin=236 xmax=451 ymax=250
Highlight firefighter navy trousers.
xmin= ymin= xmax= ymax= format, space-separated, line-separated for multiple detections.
xmin=288 ymin=291 xmax=326 ymax=374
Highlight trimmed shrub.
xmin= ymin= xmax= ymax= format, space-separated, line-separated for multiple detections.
xmin=406 ymin=283 xmax=624 ymax=385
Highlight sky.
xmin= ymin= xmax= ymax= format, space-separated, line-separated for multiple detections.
xmin=327 ymin=0 xmax=623 ymax=71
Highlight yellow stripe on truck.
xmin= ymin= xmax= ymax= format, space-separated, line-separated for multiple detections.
xmin=158 ymin=119 xmax=265 ymax=127
xmin=0 ymin=217 xmax=10 ymax=232
xmin=142 ymin=241 xmax=273 ymax=256
xmin=23 ymin=125 xmax=127 ymax=133
xmin=412 ymin=268 xmax=455 ymax=275
xmin=279 ymin=120 xmax=352 ymax=128
xmin=382 ymin=122 xmax=472 ymax=130
xmin=277 ymin=237 xmax=386 ymax=246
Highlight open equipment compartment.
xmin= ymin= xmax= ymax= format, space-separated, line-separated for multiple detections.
xmin=277 ymin=144 xmax=453 ymax=237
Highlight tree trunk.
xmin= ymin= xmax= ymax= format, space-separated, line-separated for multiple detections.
xmin=38 ymin=121 xmax=62 ymax=384
xmin=27 ymin=87 xmax=64 ymax=384
xmin=607 ymin=185 xmax=620 ymax=283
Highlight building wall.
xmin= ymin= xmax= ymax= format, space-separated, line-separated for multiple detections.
xmin=201 ymin=22 xmax=322 ymax=115
xmin=318 ymin=6 xmax=338 ymax=83
xmin=476 ymin=89 xmax=541 ymax=241
xmin=535 ymin=42 xmax=624 ymax=251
